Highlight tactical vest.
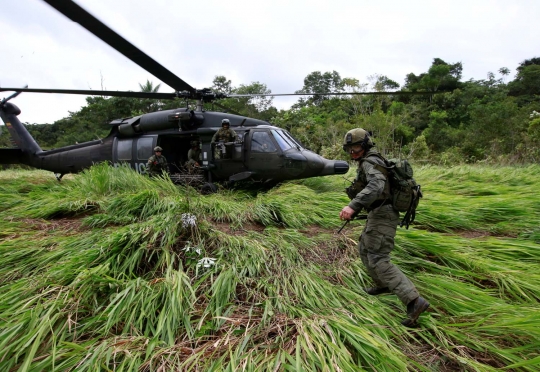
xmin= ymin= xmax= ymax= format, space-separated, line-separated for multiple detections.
xmin=214 ymin=128 xmax=235 ymax=142
xmin=148 ymin=155 xmax=167 ymax=172
xmin=346 ymin=152 xmax=391 ymax=204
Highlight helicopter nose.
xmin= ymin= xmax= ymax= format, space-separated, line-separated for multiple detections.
xmin=333 ymin=161 xmax=349 ymax=174
xmin=320 ymin=160 xmax=349 ymax=176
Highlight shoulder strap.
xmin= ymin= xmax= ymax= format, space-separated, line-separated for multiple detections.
xmin=361 ymin=154 xmax=392 ymax=174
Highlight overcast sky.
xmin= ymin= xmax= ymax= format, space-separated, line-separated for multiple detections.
xmin=1 ymin=0 xmax=538 ymax=124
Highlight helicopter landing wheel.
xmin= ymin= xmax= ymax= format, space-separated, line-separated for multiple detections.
xmin=201 ymin=182 xmax=218 ymax=195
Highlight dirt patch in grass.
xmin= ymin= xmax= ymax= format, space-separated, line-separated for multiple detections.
xmin=298 ymin=225 xmax=334 ymax=237
xmin=298 ymin=227 xmax=359 ymax=283
xmin=19 ymin=216 xmax=88 ymax=237
xmin=402 ymin=332 xmax=506 ymax=371
xmin=210 ymin=220 xmax=266 ymax=236
xmin=299 ymin=238 xmax=352 ymax=266
xmin=166 ymin=305 xmax=296 ymax=366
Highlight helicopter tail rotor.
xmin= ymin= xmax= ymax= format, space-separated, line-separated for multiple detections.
xmin=0 ymin=98 xmax=42 ymax=155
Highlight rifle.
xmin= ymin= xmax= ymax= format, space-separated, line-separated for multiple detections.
xmin=336 ymin=212 xmax=368 ymax=234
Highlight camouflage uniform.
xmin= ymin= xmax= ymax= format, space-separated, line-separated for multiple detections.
xmin=211 ymin=127 xmax=238 ymax=143
xmin=212 ymin=128 xmax=237 ymax=159
xmin=349 ymin=148 xmax=419 ymax=306
xmin=186 ymin=147 xmax=202 ymax=168
xmin=146 ymin=154 xmax=168 ymax=176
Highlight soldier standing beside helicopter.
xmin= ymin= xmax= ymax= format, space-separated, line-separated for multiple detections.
xmin=212 ymin=119 xmax=238 ymax=143
xmin=339 ymin=128 xmax=429 ymax=327
xmin=211 ymin=119 xmax=238 ymax=159
xmin=146 ymin=146 xmax=169 ymax=176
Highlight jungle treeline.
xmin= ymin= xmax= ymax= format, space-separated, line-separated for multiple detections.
xmin=2 ymin=57 xmax=540 ymax=164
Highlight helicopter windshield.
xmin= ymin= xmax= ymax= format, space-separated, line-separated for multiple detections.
xmin=283 ymin=130 xmax=304 ymax=149
xmin=272 ymin=129 xmax=303 ymax=151
xmin=271 ymin=129 xmax=293 ymax=151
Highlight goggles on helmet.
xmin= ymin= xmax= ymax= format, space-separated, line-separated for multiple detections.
xmin=343 ymin=144 xmax=364 ymax=154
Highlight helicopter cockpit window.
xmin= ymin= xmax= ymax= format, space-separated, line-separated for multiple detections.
xmin=251 ymin=131 xmax=277 ymax=153
xmin=137 ymin=137 xmax=154 ymax=160
xmin=117 ymin=139 xmax=133 ymax=161
xmin=282 ymin=130 xmax=304 ymax=149
xmin=271 ymin=129 xmax=293 ymax=151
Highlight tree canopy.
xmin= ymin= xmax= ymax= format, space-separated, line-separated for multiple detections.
xmin=3 ymin=56 xmax=539 ymax=164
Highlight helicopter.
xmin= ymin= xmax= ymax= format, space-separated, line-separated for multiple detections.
xmin=0 ymin=0 xmax=429 ymax=193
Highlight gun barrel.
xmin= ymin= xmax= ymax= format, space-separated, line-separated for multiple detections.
xmin=336 ymin=214 xmax=368 ymax=234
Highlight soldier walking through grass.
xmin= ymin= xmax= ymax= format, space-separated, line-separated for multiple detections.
xmin=340 ymin=128 xmax=429 ymax=327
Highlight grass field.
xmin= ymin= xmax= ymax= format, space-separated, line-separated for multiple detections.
xmin=0 ymin=163 xmax=539 ymax=371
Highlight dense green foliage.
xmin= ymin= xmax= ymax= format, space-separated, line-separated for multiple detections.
xmin=0 ymin=164 xmax=539 ymax=371
xmin=2 ymin=57 xmax=540 ymax=163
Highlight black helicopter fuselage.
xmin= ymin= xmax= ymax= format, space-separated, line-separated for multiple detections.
xmin=0 ymin=101 xmax=349 ymax=185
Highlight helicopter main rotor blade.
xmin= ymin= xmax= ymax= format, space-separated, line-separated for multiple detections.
xmin=1 ymin=86 xmax=441 ymax=102
xmin=0 ymin=87 xmax=179 ymax=99
xmin=43 ymin=0 xmax=195 ymax=94
xmin=227 ymin=91 xmax=436 ymax=98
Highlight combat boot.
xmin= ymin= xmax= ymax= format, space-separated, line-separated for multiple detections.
xmin=364 ymin=287 xmax=391 ymax=295
xmin=401 ymin=297 xmax=429 ymax=327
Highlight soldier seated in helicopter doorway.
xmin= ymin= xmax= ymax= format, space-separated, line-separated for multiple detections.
xmin=147 ymin=146 xmax=169 ymax=177
xmin=185 ymin=141 xmax=202 ymax=171
xmin=211 ymin=119 xmax=238 ymax=159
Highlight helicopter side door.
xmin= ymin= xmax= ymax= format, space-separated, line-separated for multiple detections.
xmin=113 ymin=136 xmax=157 ymax=173
xmin=246 ymin=130 xmax=282 ymax=180
xmin=209 ymin=131 xmax=247 ymax=180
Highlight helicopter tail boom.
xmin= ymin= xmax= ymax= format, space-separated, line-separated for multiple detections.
xmin=0 ymin=102 xmax=42 ymax=156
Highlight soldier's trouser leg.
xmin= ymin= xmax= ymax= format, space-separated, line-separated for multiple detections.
xmin=358 ymin=205 xmax=419 ymax=305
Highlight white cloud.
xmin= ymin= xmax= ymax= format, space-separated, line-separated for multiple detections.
xmin=1 ymin=0 xmax=538 ymax=124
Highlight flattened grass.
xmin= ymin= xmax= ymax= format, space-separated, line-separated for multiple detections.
xmin=0 ymin=163 xmax=539 ymax=371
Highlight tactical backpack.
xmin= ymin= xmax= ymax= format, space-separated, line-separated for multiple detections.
xmin=362 ymin=154 xmax=423 ymax=229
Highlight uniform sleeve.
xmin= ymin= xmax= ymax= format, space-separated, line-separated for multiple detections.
xmin=147 ymin=156 xmax=155 ymax=171
xmin=348 ymin=160 xmax=386 ymax=211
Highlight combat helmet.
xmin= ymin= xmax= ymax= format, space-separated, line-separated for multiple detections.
xmin=342 ymin=128 xmax=374 ymax=152
xmin=154 ymin=146 xmax=163 ymax=152
xmin=221 ymin=119 xmax=230 ymax=126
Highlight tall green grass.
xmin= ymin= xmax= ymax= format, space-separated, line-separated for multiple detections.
xmin=0 ymin=163 xmax=538 ymax=371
